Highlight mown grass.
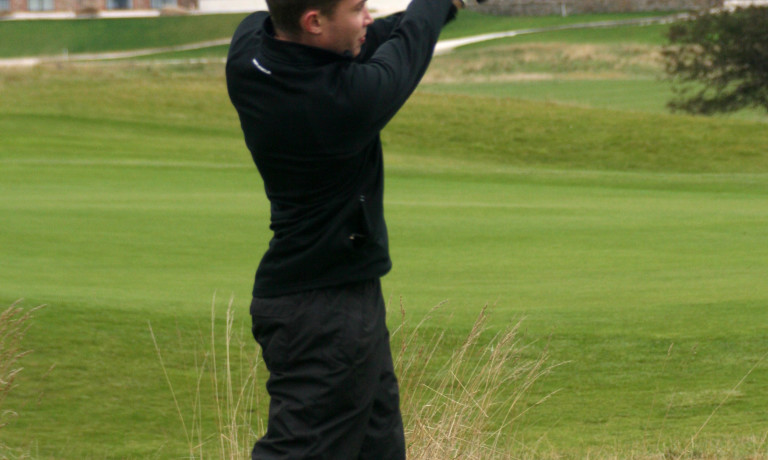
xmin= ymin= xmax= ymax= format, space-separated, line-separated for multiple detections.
xmin=388 ymin=92 xmax=768 ymax=172
xmin=0 ymin=13 xmax=248 ymax=57
xmin=0 ymin=10 xmax=678 ymax=58
xmin=455 ymin=21 xmax=673 ymax=47
xmin=1 ymin=61 xmax=767 ymax=458
xmin=438 ymin=10 xmax=680 ymax=41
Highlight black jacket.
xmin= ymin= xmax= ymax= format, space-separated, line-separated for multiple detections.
xmin=226 ymin=0 xmax=455 ymax=297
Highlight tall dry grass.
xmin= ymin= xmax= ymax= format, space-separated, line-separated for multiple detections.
xmin=153 ymin=296 xmax=554 ymax=459
xmin=0 ymin=301 xmax=43 ymax=459
xmin=0 ymin=301 xmax=42 ymax=430
xmin=393 ymin=302 xmax=557 ymax=460
xmin=150 ymin=294 xmax=263 ymax=460
xmin=156 ymin=298 xmax=768 ymax=459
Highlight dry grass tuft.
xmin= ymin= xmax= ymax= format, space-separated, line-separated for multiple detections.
xmin=392 ymin=301 xmax=558 ymax=460
xmin=158 ymin=297 xmax=768 ymax=459
xmin=150 ymin=294 xmax=263 ymax=460
xmin=0 ymin=301 xmax=43 ymax=431
xmin=0 ymin=300 xmax=43 ymax=459
xmin=154 ymin=297 xmax=555 ymax=459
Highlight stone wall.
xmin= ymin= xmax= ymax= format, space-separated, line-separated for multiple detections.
xmin=472 ymin=0 xmax=723 ymax=16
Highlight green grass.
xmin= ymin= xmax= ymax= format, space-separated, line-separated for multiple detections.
xmin=0 ymin=10 xmax=679 ymax=58
xmin=128 ymin=44 xmax=231 ymax=60
xmin=2 ymin=62 xmax=768 ymax=458
xmin=422 ymin=78 xmax=671 ymax=112
xmin=421 ymin=79 xmax=768 ymax=123
xmin=117 ymin=13 xmax=674 ymax=62
xmin=455 ymin=22 xmax=673 ymax=47
xmin=438 ymin=10 xmax=680 ymax=41
xmin=0 ymin=13 xmax=248 ymax=57
xmin=387 ymin=92 xmax=768 ymax=172
xmin=423 ymin=16 xmax=768 ymax=123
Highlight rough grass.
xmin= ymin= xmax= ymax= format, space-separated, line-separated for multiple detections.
xmin=149 ymin=296 xmax=264 ymax=460
xmin=425 ymin=42 xmax=664 ymax=82
xmin=153 ymin=298 xmax=768 ymax=459
xmin=151 ymin=298 xmax=555 ymax=459
xmin=396 ymin=306 xmax=556 ymax=459
xmin=0 ymin=303 xmax=37 ymax=427
xmin=0 ymin=301 xmax=45 ymax=459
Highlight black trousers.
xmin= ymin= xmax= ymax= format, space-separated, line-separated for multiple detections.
xmin=249 ymin=279 xmax=405 ymax=460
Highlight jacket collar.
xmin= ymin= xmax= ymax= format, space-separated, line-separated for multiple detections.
xmin=260 ymin=17 xmax=356 ymax=66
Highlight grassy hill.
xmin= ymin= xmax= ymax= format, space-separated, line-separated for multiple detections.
xmin=0 ymin=10 xmax=676 ymax=57
xmin=0 ymin=13 xmax=248 ymax=57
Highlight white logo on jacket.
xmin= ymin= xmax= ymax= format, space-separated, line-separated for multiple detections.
xmin=252 ymin=58 xmax=272 ymax=75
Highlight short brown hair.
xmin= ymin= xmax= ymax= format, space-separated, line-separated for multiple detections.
xmin=267 ymin=0 xmax=342 ymax=36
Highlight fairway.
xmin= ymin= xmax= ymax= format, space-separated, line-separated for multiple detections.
xmin=2 ymin=12 xmax=768 ymax=459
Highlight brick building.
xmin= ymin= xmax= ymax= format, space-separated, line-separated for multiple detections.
xmin=0 ymin=0 xmax=195 ymax=14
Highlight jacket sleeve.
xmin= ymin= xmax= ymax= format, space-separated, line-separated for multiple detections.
xmin=344 ymin=0 xmax=456 ymax=132
xmin=356 ymin=13 xmax=404 ymax=62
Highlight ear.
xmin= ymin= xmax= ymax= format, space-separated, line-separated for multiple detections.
xmin=300 ymin=10 xmax=324 ymax=35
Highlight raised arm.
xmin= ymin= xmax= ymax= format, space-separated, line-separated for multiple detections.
xmin=344 ymin=0 xmax=458 ymax=132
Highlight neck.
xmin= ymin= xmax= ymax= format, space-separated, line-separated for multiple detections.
xmin=272 ymin=24 xmax=309 ymax=46
xmin=273 ymin=29 xmax=292 ymax=42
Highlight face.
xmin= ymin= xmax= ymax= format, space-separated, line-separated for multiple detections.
xmin=317 ymin=0 xmax=373 ymax=57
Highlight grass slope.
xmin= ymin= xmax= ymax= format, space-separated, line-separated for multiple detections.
xmin=2 ymin=64 xmax=768 ymax=458
xmin=0 ymin=10 xmax=678 ymax=58
xmin=438 ymin=10 xmax=679 ymax=41
xmin=387 ymin=92 xmax=768 ymax=173
xmin=422 ymin=17 xmax=768 ymax=123
xmin=0 ymin=13 xmax=248 ymax=57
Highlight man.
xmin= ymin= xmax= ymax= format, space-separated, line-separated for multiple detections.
xmin=226 ymin=0 xmax=463 ymax=456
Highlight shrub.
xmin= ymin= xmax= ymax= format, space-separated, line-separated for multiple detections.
xmin=663 ymin=6 xmax=768 ymax=114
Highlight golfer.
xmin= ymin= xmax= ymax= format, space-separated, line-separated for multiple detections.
xmin=226 ymin=0 xmax=462 ymax=456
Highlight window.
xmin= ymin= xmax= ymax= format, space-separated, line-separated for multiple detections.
xmin=28 ymin=0 xmax=54 ymax=10
xmin=107 ymin=0 xmax=132 ymax=8
xmin=151 ymin=0 xmax=176 ymax=8
xmin=0 ymin=0 xmax=9 ymax=10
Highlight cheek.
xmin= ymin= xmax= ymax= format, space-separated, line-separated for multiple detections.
xmin=355 ymin=14 xmax=367 ymax=30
